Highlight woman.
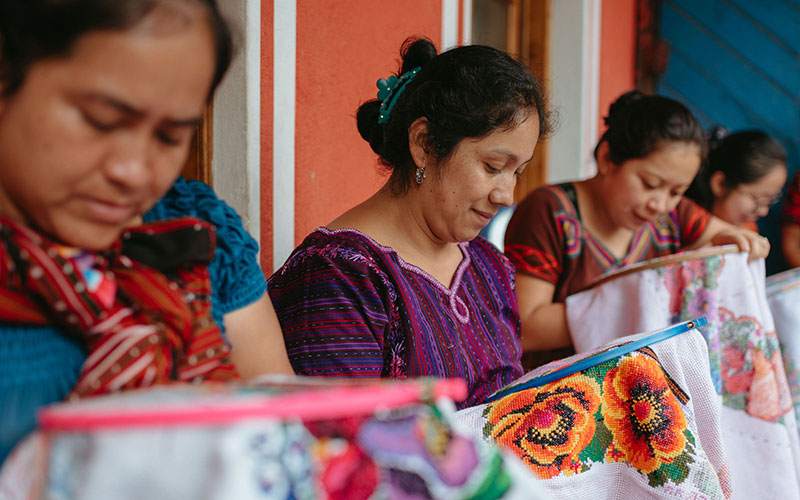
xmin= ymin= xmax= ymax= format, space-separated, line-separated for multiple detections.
xmin=685 ymin=128 xmax=787 ymax=232
xmin=504 ymin=91 xmax=769 ymax=367
xmin=268 ymin=38 xmax=550 ymax=408
xmin=0 ymin=0 xmax=288 ymax=463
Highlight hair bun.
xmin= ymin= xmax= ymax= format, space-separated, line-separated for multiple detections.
xmin=604 ymin=90 xmax=644 ymax=130
xmin=399 ymin=38 xmax=437 ymax=74
xmin=706 ymin=125 xmax=729 ymax=153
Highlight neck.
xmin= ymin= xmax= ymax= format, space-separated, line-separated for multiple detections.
xmin=371 ymin=184 xmax=457 ymax=260
xmin=580 ymin=176 xmax=632 ymax=240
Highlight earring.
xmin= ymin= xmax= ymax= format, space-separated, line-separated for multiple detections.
xmin=415 ymin=165 xmax=426 ymax=185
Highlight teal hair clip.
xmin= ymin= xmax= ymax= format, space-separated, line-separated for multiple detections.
xmin=376 ymin=66 xmax=420 ymax=124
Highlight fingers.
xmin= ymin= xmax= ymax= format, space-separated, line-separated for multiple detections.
xmin=746 ymin=234 xmax=770 ymax=262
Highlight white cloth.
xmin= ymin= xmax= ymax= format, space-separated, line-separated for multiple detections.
xmin=767 ymin=267 xmax=800 ymax=436
xmin=566 ymin=247 xmax=800 ymax=499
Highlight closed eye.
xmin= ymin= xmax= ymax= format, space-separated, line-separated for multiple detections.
xmin=81 ymin=111 xmax=122 ymax=132
xmin=156 ymin=131 xmax=183 ymax=146
xmin=485 ymin=163 xmax=501 ymax=174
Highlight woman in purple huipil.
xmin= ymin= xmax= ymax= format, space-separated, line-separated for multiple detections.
xmin=268 ymin=37 xmax=550 ymax=408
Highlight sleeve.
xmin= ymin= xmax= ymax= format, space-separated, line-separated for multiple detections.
xmin=783 ymin=173 xmax=800 ymax=226
xmin=144 ymin=178 xmax=267 ymax=332
xmin=503 ymin=188 xmax=565 ymax=285
xmin=267 ymin=249 xmax=392 ymax=378
xmin=676 ymin=196 xmax=713 ymax=247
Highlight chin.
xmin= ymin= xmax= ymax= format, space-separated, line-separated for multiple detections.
xmin=53 ymin=225 xmax=124 ymax=251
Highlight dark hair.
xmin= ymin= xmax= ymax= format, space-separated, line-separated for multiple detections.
xmin=0 ymin=0 xmax=232 ymax=98
xmin=594 ymin=90 xmax=704 ymax=165
xmin=685 ymin=129 xmax=787 ymax=210
xmin=356 ymin=37 xmax=550 ymax=194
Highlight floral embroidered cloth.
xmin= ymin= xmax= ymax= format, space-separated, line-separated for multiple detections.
xmin=564 ymin=246 xmax=800 ymax=499
xmin=0 ymin=378 xmax=549 ymax=500
xmin=454 ymin=325 xmax=730 ymax=499
xmin=766 ymin=267 xmax=800 ymax=440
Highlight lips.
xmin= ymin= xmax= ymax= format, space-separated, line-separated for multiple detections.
xmin=82 ymin=197 xmax=138 ymax=225
xmin=474 ymin=209 xmax=496 ymax=224
xmin=633 ymin=211 xmax=653 ymax=224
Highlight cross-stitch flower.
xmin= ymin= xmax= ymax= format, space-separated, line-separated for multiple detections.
xmin=601 ymin=354 xmax=688 ymax=474
xmin=484 ymin=374 xmax=601 ymax=479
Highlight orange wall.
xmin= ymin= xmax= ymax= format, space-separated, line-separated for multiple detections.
xmin=598 ymin=0 xmax=636 ymax=136
xmin=293 ymin=0 xmax=441 ymax=244
xmin=260 ymin=0 xmax=274 ymax=272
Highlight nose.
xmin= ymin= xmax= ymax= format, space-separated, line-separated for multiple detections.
xmin=755 ymin=204 xmax=770 ymax=218
xmin=489 ymin=174 xmax=515 ymax=207
xmin=103 ymin=133 xmax=153 ymax=190
xmin=646 ymin=191 xmax=669 ymax=214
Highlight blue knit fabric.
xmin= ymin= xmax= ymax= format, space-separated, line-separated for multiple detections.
xmin=0 ymin=325 xmax=84 ymax=463
xmin=0 ymin=178 xmax=266 ymax=464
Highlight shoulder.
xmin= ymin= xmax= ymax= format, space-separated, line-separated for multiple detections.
xmin=145 ymin=179 xmax=254 ymax=246
xmin=674 ymin=196 xmax=712 ymax=227
xmin=271 ymin=228 xmax=392 ymax=284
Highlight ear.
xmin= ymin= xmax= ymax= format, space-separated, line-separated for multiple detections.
xmin=407 ymin=117 xmax=430 ymax=168
xmin=709 ymin=171 xmax=728 ymax=198
xmin=595 ymin=141 xmax=613 ymax=175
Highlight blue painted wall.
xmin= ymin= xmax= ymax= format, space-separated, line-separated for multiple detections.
xmin=657 ymin=0 xmax=800 ymax=273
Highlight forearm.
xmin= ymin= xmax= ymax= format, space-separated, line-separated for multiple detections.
xmin=520 ymin=302 xmax=571 ymax=351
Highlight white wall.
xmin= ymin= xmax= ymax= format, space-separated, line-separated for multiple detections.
xmin=211 ymin=0 xmax=261 ymax=241
xmin=547 ymin=0 xmax=601 ymax=183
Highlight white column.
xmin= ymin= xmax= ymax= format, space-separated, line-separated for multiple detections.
xmin=442 ymin=0 xmax=460 ymax=50
xmin=212 ymin=0 xmax=262 ymax=242
xmin=462 ymin=0 xmax=473 ymax=44
xmin=273 ymin=0 xmax=297 ymax=271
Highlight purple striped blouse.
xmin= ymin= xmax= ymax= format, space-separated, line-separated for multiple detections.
xmin=268 ymin=228 xmax=523 ymax=408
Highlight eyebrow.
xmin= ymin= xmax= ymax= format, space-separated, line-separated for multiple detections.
xmin=488 ymin=148 xmax=535 ymax=165
xmin=78 ymin=92 xmax=204 ymax=128
xmin=642 ymin=171 xmax=690 ymax=190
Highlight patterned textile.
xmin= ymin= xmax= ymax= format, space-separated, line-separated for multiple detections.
xmin=144 ymin=177 xmax=268 ymax=335
xmin=455 ymin=327 xmax=731 ymax=499
xmin=268 ymin=228 xmax=523 ymax=409
xmin=0 ymin=216 xmax=237 ymax=398
xmin=0 ymin=186 xmax=260 ymax=466
xmin=0 ymin=379 xmax=549 ymax=500
xmin=766 ymin=268 xmax=800 ymax=438
xmin=565 ymin=247 xmax=800 ymax=499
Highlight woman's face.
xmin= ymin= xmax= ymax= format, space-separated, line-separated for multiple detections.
xmin=423 ymin=114 xmax=540 ymax=243
xmin=711 ymin=165 xmax=787 ymax=227
xmin=0 ymin=9 xmax=216 ymax=250
xmin=599 ymin=141 xmax=702 ymax=230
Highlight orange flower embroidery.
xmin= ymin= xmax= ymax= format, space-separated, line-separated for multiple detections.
xmin=485 ymin=374 xmax=601 ymax=479
xmin=601 ymin=355 xmax=687 ymax=474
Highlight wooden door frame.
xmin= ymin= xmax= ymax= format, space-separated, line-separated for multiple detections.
xmin=501 ymin=0 xmax=550 ymax=202
xmin=180 ymin=100 xmax=214 ymax=185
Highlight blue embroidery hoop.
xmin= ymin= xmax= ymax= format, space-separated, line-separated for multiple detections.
xmin=483 ymin=317 xmax=708 ymax=404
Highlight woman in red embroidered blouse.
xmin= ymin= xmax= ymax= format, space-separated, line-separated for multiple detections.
xmin=505 ymin=91 xmax=770 ymax=367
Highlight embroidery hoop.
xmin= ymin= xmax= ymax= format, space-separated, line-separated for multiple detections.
xmin=483 ymin=317 xmax=708 ymax=403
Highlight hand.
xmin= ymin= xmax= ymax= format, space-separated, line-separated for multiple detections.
xmin=710 ymin=228 xmax=770 ymax=261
